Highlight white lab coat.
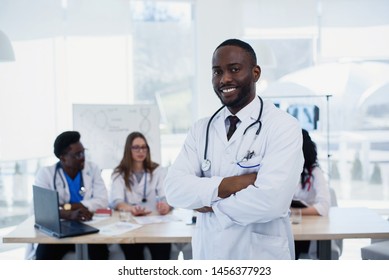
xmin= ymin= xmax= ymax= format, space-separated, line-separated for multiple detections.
xmin=165 ymin=97 xmax=304 ymax=260
xmin=293 ymin=166 xmax=331 ymax=259
xmin=26 ymin=161 xmax=108 ymax=259
xmin=293 ymin=166 xmax=330 ymax=216
xmin=110 ymin=166 xmax=167 ymax=213
xmin=34 ymin=161 xmax=109 ymax=212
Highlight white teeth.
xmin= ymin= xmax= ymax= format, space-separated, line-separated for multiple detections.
xmin=222 ymin=88 xmax=236 ymax=93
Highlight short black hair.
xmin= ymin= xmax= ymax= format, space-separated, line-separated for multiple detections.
xmin=214 ymin=39 xmax=257 ymax=65
xmin=53 ymin=131 xmax=81 ymax=158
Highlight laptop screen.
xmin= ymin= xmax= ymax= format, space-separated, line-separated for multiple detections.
xmin=33 ymin=185 xmax=61 ymax=234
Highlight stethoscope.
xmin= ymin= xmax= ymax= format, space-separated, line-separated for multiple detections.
xmin=139 ymin=172 xmax=160 ymax=203
xmin=142 ymin=172 xmax=148 ymax=202
xmin=53 ymin=162 xmax=86 ymax=197
xmin=201 ymin=96 xmax=264 ymax=173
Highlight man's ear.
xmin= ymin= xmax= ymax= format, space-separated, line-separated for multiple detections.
xmin=59 ymin=154 xmax=66 ymax=164
xmin=253 ymin=65 xmax=261 ymax=82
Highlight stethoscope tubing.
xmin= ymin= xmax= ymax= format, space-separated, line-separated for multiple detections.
xmin=204 ymin=105 xmax=225 ymax=160
xmin=53 ymin=162 xmax=85 ymax=197
xmin=139 ymin=171 xmax=160 ymax=203
xmin=202 ymin=96 xmax=264 ymax=173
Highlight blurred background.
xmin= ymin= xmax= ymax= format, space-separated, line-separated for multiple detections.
xmin=1 ymin=0 xmax=389 ymax=258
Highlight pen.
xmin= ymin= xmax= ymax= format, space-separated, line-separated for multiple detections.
xmin=155 ymin=189 xmax=161 ymax=203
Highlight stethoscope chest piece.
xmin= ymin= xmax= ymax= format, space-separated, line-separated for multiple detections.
xmin=79 ymin=186 xmax=86 ymax=197
xmin=201 ymin=159 xmax=211 ymax=172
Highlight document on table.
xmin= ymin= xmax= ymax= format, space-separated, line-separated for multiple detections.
xmin=84 ymin=216 xmax=111 ymax=225
xmin=98 ymin=222 xmax=142 ymax=236
xmin=132 ymin=214 xmax=180 ymax=225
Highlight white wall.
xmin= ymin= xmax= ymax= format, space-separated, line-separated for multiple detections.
xmin=194 ymin=0 xmax=244 ymax=119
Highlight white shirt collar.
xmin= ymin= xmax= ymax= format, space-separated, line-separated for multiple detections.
xmin=223 ymin=95 xmax=260 ymax=122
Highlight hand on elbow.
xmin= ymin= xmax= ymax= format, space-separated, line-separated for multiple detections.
xmin=194 ymin=206 xmax=213 ymax=213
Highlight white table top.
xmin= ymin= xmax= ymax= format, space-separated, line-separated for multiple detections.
xmin=3 ymin=207 xmax=389 ymax=245
xmin=293 ymin=207 xmax=389 ymax=240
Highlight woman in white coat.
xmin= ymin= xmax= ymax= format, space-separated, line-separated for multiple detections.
xmin=164 ymin=39 xmax=304 ymax=260
xmin=110 ymin=131 xmax=172 ymax=259
xmin=292 ymin=129 xmax=330 ymax=259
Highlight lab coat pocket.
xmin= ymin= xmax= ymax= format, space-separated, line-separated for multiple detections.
xmin=236 ymin=155 xmax=262 ymax=174
xmin=250 ymin=232 xmax=290 ymax=260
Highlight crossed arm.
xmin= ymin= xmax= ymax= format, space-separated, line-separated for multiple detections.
xmin=195 ymin=172 xmax=257 ymax=213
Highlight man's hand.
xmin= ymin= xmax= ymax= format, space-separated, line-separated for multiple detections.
xmin=194 ymin=173 xmax=257 ymax=214
xmin=195 ymin=206 xmax=213 ymax=213
xmin=130 ymin=205 xmax=152 ymax=216
xmin=157 ymin=201 xmax=171 ymax=215
xmin=60 ymin=207 xmax=93 ymax=221
xmin=218 ymin=173 xmax=257 ymax=198
xmin=66 ymin=202 xmax=91 ymax=211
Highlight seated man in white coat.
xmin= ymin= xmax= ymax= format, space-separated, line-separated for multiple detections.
xmin=31 ymin=131 xmax=109 ymax=260
xmin=164 ymin=39 xmax=304 ymax=260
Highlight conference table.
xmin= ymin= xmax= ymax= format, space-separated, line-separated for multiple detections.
xmin=3 ymin=207 xmax=389 ymax=260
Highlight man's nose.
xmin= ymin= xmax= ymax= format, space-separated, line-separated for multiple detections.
xmin=220 ymin=72 xmax=233 ymax=84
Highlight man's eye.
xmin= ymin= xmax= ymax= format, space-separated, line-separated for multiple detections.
xmin=231 ymin=67 xmax=240 ymax=73
xmin=213 ymin=70 xmax=222 ymax=76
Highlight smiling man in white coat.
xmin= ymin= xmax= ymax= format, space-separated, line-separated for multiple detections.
xmin=164 ymin=39 xmax=304 ymax=260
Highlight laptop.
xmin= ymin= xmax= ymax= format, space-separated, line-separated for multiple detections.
xmin=33 ymin=185 xmax=99 ymax=238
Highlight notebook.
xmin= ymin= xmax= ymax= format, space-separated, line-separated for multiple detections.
xmin=33 ymin=185 xmax=99 ymax=238
xmin=291 ymin=199 xmax=308 ymax=208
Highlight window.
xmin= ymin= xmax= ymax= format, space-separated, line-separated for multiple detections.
xmin=0 ymin=0 xmax=195 ymax=226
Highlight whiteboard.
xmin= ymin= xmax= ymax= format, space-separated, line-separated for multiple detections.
xmin=73 ymin=104 xmax=160 ymax=169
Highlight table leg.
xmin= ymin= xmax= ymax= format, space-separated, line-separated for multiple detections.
xmin=317 ymin=240 xmax=332 ymax=260
xmin=75 ymin=244 xmax=89 ymax=260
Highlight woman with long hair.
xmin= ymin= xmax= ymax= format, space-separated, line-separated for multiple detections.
xmin=110 ymin=131 xmax=171 ymax=259
xmin=292 ymin=129 xmax=331 ymax=259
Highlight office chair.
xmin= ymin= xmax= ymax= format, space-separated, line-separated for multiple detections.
xmin=360 ymin=218 xmax=389 ymax=260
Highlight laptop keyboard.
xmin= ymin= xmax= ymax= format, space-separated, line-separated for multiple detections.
xmin=61 ymin=220 xmax=89 ymax=234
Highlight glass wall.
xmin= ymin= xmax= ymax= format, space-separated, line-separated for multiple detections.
xmin=0 ymin=0 xmax=195 ymax=227
xmin=246 ymin=0 xmax=389 ymax=208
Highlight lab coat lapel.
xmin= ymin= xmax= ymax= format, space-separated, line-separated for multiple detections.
xmin=213 ymin=113 xmax=228 ymax=144
xmin=82 ymin=165 xmax=93 ymax=197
